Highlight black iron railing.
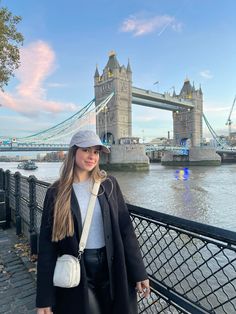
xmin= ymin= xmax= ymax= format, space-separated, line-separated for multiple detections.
xmin=0 ymin=168 xmax=235 ymax=314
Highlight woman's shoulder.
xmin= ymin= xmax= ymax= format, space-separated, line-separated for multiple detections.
xmin=101 ymin=174 xmax=121 ymax=196
xmin=45 ymin=181 xmax=59 ymax=199
xmin=106 ymin=174 xmax=116 ymax=181
xmin=103 ymin=174 xmax=118 ymax=186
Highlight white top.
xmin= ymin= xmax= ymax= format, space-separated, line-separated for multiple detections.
xmin=72 ymin=179 xmax=105 ymax=249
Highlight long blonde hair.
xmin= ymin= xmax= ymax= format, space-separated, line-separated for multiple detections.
xmin=52 ymin=146 xmax=107 ymax=242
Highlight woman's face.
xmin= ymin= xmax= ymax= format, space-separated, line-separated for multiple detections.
xmin=74 ymin=146 xmax=100 ymax=173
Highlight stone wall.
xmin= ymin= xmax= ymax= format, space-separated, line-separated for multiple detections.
xmin=100 ymin=144 xmax=149 ymax=163
xmin=100 ymin=144 xmax=149 ymax=170
xmin=189 ymin=147 xmax=221 ymax=162
xmin=161 ymin=147 xmax=221 ymax=166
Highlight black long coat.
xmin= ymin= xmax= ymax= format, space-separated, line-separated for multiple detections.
xmin=36 ymin=175 xmax=148 ymax=314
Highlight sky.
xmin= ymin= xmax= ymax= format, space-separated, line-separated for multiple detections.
xmin=0 ymin=0 xmax=236 ymax=143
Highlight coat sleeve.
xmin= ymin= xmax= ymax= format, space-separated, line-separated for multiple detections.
xmin=113 ymin=177 xmax=148 ymax=283
xmin=36 ymin=188 xmax=57 ymax=308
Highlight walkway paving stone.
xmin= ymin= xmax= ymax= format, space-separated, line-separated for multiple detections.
xmin=0 ymin=227 xmax=37 ymax=314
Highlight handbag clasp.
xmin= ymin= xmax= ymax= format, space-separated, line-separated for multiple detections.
xmin=78 ymin=250 xmax=83 ymax=260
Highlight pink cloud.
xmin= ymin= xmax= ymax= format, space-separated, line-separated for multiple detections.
xmin=0 ymin=40 xmax=77 ymax=116
xmin=120 ymin=14 xmax=182 ymax=37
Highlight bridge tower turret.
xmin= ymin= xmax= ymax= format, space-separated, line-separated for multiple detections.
xmin=173 ymin=79 xmax=203 ymax=147
xmin=94 ymin=51 xmax=132 ymax=144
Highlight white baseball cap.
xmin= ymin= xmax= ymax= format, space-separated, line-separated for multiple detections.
xmin=69 ymin=130 xmax=110 ymax=153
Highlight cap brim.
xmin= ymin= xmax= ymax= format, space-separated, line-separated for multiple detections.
xmin=73 ymin=142 xmax=110 ymax=153
xmin=100 ymin=145 xmax=110 ymax=154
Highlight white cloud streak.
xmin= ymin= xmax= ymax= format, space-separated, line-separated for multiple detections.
xmin=0 ymin=40 xmax=77 ymax=117
xmin=204 ymin=106 xmax=230 ymax=113
xmin=200 ymin=70 xmax=213 ymax=79
xmin=120 ymin=14 xmax=182 ymax=37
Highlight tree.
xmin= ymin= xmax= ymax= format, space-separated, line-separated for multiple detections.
xmin=0 ymin=4 xmax=23 ymax=90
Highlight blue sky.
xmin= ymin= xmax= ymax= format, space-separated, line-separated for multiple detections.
xmin=1 ymin=0 xmax=236 ymax=142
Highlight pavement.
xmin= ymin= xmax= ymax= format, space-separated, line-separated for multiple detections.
xmin=0 ymin=227 xmax=37 ymax=314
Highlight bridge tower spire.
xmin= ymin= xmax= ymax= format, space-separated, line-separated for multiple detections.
xmin=173 ymin=78 xmax=203 ymax=147
xmin=94 ymin=51 xmax=132 ymax=144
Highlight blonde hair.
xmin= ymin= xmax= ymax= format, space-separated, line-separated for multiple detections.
xmin=52 ymin=146 xmax=107 ymax=242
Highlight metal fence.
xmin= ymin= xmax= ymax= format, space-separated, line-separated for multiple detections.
xmin=0 ymin=168 xmax=235 ymax=314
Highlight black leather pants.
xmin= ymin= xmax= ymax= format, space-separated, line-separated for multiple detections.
xmin=84 ymin=247 xmax=113 ymax=314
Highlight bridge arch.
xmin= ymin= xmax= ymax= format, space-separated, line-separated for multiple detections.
xmin=102 ymin=132 xmax=114 ymax=145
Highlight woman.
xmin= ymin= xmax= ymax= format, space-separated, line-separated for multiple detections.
xmin=36 ymin=130 xmax=150 ymax=314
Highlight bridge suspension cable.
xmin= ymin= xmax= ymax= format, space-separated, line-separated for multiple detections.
xmin=203 ymin=113 xmax=230 ymax=148
xmin=20 ymin=98 xmax=95 ymax=141
xmin=225 ymin=95 xmax=236 ymax=136
xmin=17 ymin=92 xmax=114 ymax=144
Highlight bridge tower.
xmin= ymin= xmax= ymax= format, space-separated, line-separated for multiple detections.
xmin=94 ymin=51 xmax=132 ymax=144
xmin=173 ymin=79 xmax=203 ymax=147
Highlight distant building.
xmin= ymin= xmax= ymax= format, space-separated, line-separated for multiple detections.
xmin=43 ymin=151 xmax=65 ymax=162
xmin=37 ymin=153 xmax=46 ymax=161
xmin=149 ymin=137 xmax=173 ymax=146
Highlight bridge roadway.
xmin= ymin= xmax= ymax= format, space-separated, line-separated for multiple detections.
xmin=0 ymin=143 xmax=69 ymax=152
xmin=1 ymin=143 xmax=236 ymax=156
xmin=132 ymin=86 xmax=194 ymax=111
xmin=0 ymin=143 xmax=187 ymax=153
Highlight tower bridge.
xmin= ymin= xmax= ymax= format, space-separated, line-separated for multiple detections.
xmin=95 ymin=51 xmax=203 ymax=149
xmin=1 ymin=51 xmax=234 ymax=165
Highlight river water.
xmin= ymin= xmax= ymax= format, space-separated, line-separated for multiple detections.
xmin=0 ymin=162 xmax=235 ymax=231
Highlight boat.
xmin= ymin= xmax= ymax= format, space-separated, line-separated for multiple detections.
xmin=17 ymin=160 xmax=38 ymax=170
xmin=17 ymin=162 xmax=26 ymax=169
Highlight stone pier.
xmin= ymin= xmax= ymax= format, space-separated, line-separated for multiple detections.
xmin=161 ymin=147 xmax=221 ymax=166
xmin=100 ymin=142 xmax=149 ymax=171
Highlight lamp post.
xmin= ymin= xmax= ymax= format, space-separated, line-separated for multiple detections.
xmin=168 ymin=86 xmax=175 ymax=95
xmin=142 ymin=129 xmax=145 ymax=143
xmin=102 ymin=106 xmax=108 ymax=144
xmin=153 ymin=81 xmax=159 ymax=92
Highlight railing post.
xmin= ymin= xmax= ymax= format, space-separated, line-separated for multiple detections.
xmin=14 ymin=171 xmax=22 ymax=235
xmin=0 ymin=168 xmax=5 ymax=190
xmin=5 ymin=170 xmax=11 ymax=228
xmin=0 ymin=168 xmax=6 ymax=228
xmin=28 ymin=175 xmax=38 ymax=255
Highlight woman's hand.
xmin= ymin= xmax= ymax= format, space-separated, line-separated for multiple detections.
xmin=135 ymin=279 xmax=150 ymax=298
xmin=37 ymin=307 xmax=53 ymax=314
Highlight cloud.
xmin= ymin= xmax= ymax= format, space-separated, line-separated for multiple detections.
xmin=0 ymin=40 xmax=77 ymax=116
xmin=120 ymin=14 xmax=182 ymax=37
xmin=0 ymin=114 xmax=53 ymax=137
xmin=204 ymin=106 xmax=230 ymax=113
xmin=200 ymin=70 xmax=213 ymax=79
xmin=203 ymin=99 xmax=234 ymax=116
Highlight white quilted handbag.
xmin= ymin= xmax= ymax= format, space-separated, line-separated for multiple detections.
xmin=53 ymin=254 xmax=80 ymax=288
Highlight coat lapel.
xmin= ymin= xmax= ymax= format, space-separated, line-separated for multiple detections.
xmin=98 ymin=186 xmax=115 ymax=299
xmin=71 ymin=188 xmax=83 ymax=237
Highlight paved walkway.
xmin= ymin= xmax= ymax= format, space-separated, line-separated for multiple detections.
xmin=0 ymin=227 xmax=37 ymax=314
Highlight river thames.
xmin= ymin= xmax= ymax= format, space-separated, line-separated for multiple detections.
xmin=0 ymin=162 xmax=235 ymax=232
